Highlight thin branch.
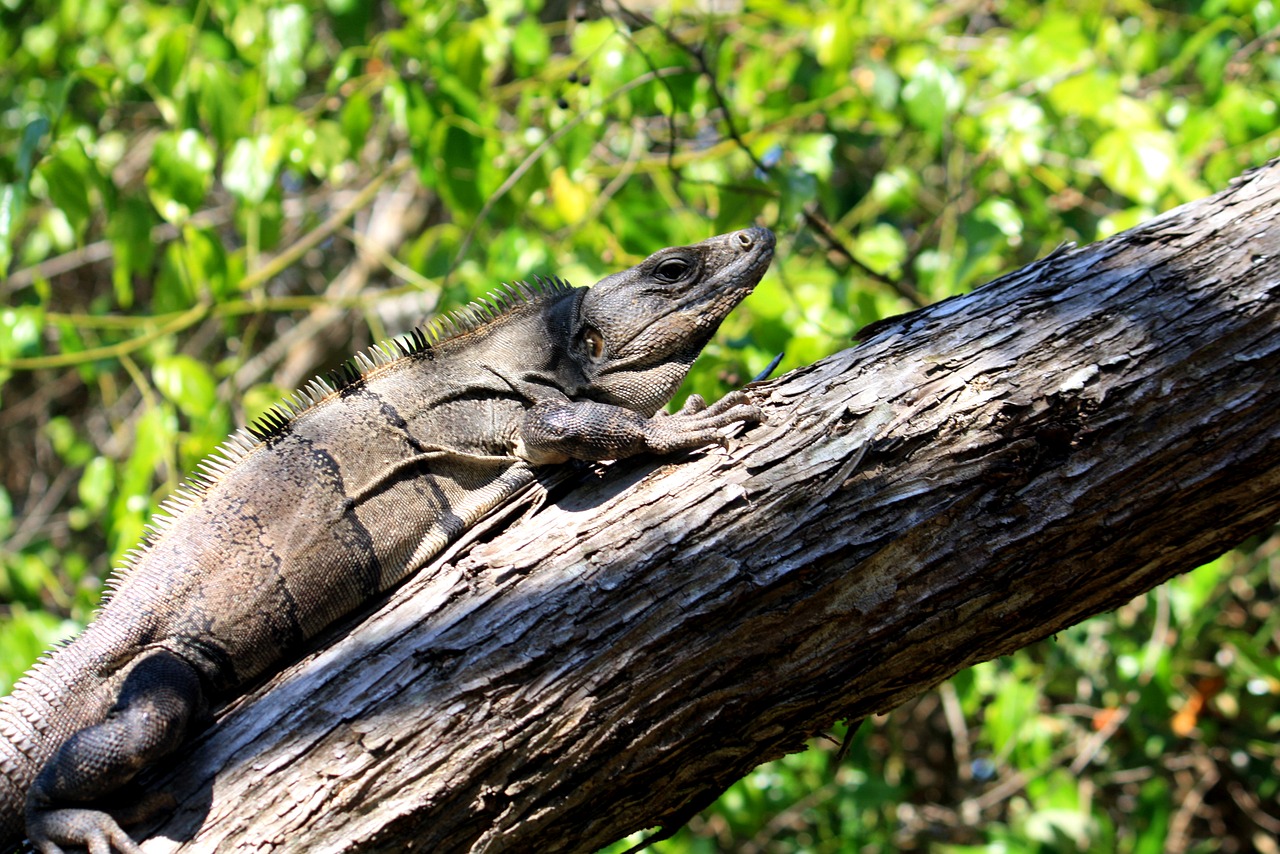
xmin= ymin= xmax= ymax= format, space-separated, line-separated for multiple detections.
xmin=449 ymin=66 xmax=694 ymax=283
xmin=2 ymin=158 xmax=413 ymax=373
xmin=610 ymin=0 xmax=909 ymax=300
xmin=2 ymin=299 xmax=210 ymax=371
xmin=236 ymin=155 xmax=413 ymax=294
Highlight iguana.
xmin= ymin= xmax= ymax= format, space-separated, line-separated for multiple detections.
xmin=0 ymin=227 xmax=775 ymax=853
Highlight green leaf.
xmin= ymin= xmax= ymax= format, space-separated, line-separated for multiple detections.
xmin=870 ymin=167 xmax=919 ymax=213
xmin=147 ymin=130 xmax=215 ymax=225
xmin=1048 ymin=70 xmax=1120 ymax=122
xmin=0 ymin=607 xmax=76 ymax=694
xmin=0 ymin=117 xmax=51 ymax=278
xmin=76 ymin=63 xmax=117 ymax=91
xmin=980 ymin=98 xmax=1046 ymax=172
xmin=182 ymin=225 xmax=233 ymax=300
xmin=0 ymin=185 xmax=19 ymax=279
xmin=111 ymin=405 xmax=176 ymax=563
xmin=228 ymin=4 xmax=267 ymax=61
xmin=224 ymin=135 xmax=279 ymax=203
xmin=153 ymin=242 xmax=198 ymax=311
xmin=433 ymin=122 xmax=485 ymax=214
xmin=153 ymin=354 xmax=218 ymax=422
xmin=197 ymin=61 xmax=247 ymax=147
xmin=45 ymin=415 xmax=94 ymax=466
xmin=266 ymin=4 xmax=310 ymax=101
xmin=107 ymin=196 xmax=157 ymax=308
xmin=340 ymin=90 xmax=374 ymax=155
xmin=789 ymin=134 xmax=836 ymax=182
xmin=512 ymin=16 xmax=549 ymax=70
xmin=1093 ymin=128 xmax=1178 ymax=204
xmin=0 ymin=305 xmax=44 ymax=363
xmin=305 ymin=120 xmax=349 ymax=178
xmin=35 ymin=140 xmax=96 ymax=236
xmin=901 ymin=59 xmax=963 ymax=143
xmin=147 ymin=26 xmax=190 ymax=99
xmin=974 ymin=198 xmax=1024 ymax=241
xmin=812 ymin=9 xmax=855 ymax=69
xmin=78 ymin=456 xmax=116 ymax=515
xmin=853 ymin=224 xmax=907 ymax=278
xmin=16 ymin=116 xmax=49 ymax=178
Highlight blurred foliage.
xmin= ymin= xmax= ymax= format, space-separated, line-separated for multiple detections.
xmin=1 ymin=0 xmax=1279 ymax=851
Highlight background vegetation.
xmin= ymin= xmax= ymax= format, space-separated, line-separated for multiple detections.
xmin=2 ymin=0 xmax=1278 ymax=851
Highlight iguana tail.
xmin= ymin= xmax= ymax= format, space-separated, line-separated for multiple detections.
xmin=0 ymin=632 xmax=122 ymax=850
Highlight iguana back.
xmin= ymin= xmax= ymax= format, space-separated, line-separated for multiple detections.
xmin=0 ymin=227 xmax=774 ymax=853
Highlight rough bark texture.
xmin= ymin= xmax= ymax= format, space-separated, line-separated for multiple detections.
xmin=136 ymin=162 xmax=1280 ymax=852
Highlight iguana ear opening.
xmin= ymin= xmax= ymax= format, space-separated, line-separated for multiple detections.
xmin=581 ymin=327 xmax=606 ymax=361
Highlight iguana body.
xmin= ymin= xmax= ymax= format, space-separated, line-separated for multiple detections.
xmin=0 ymin=227 xmax=775 ymax=853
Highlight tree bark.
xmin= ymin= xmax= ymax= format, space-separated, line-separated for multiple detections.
xmin=138 ymin=161 xmax=1280 ymax=852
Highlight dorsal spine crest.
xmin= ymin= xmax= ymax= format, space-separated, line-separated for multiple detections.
xmin=117 ymin=275 xmax=578 ymax=574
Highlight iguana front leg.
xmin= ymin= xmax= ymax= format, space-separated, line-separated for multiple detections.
xmin=26 ymin=650 xmax=202 ymax=854
xmin=517 ymin=391 xmax=762 ymax=464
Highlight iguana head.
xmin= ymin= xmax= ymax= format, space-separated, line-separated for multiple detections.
xmin=567 ymin=227 xmax=775 ymax=416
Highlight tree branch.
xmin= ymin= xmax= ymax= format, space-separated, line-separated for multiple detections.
xmin=138 ymin=161 xmax=1280 ymax=852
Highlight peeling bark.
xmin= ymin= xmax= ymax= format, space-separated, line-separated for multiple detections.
xmin=138 ymin=162 xmax=1280 ymax=852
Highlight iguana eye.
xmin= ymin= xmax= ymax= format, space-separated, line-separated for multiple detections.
xmin=582 ymin=327 xmax=605 ymax=360
xmin=654 ymin=257 xmax=691 ymax=282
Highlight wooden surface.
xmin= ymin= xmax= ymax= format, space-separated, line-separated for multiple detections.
xmin=140 ymin=161 xmax=1280 ymax=852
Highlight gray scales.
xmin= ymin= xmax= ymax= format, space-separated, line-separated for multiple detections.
xmin=0 ymin=227 xmax=776 ymax=853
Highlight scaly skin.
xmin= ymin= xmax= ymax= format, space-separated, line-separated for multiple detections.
xmin=0 ymin=227 xmax=775 ymax=853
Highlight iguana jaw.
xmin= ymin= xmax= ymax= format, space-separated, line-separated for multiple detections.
xmin=569 ymin=227 xmax=776 ymax=414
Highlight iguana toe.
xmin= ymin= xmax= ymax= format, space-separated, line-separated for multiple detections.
xmin=28 ymin=807 xmax=142 ymax=854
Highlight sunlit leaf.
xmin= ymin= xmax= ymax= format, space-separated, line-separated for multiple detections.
xmin=853 ymin=223 xmax=907 ymax=278
xmin=146 ymin=26 xmax=190 ymax=98
xmin=153 ymin=354 xmax=218 ymax=422
xmin=147 ymin=130 xmax=215 ymax=225
xmin=0 ymin=305 xmax=43 ymax=361
xmin=78 ymin=456 xmax=115 ymax=515
xmin=224 ymin=135 xmax=279 ymax=203
xmin=266 ymin=4 xmax=310 ymax=101
xmin=34 ymin=140 xmax=96 ymax=236
xmin=0 ymin=185 xmax=18 ymax=279
xmin=901 ymin=59 xmax=963 ymax=143
xmin=1093 ymin=128 xmax=1178 ymax=204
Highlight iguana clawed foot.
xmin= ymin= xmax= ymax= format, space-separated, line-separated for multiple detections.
xmin=649 ymin=390 xmax=764 ymax=452
xmin=26 ymin=806 xmax=142 ymax=854
xmin=519 ymin=390 xmax=762 ymax=464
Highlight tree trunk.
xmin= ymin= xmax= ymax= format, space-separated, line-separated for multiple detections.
xmin=137 ymin=161 xmax=1280 ymax=852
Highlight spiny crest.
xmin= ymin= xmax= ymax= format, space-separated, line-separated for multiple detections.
xmin=415 ymin=275 xmax=574 ymax=346
xmin=108 ymin=273 xmax=578 ymax=585
xmin=2 ymin=631 xmax=93 ymax=733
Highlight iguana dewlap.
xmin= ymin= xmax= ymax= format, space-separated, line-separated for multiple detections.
xmin=0 ymin=227 xmax=775 ymax=853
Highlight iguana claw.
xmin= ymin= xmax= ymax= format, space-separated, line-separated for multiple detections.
xmin=27 ymin=807 xmax=142 ymax=854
